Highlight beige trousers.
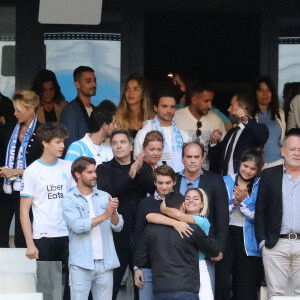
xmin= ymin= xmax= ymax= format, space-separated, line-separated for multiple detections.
xmin=262 ymin=238 xmax=300 ymax=299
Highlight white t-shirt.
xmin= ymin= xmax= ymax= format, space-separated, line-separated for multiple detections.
xmin=161 ymin=126 xmax=173 ymax=161
xmin=21 ymin=159 xmax=73 ymax=239
xmin=85 ymin=193 xmax=103 ymax=260
xmin=174 ymin=107 xmax=226 ymax=169
xmin=85 ymin=106 xmax=93 ymax=117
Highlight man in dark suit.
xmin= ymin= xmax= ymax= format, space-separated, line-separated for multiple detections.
xmin=61 ymin=66 xmax=96 ymax=149
xmin=255 ymin=129 xmax=300 ymax=299
xmin=174 ymin=141 xmax=228 ymax=294
xmin=208 ymin=93 xmax=269 ymax=175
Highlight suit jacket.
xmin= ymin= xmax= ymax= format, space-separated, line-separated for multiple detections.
xmin=209 ymin=118 xmax=269 ymax=174
xmin=60 ymin=97 xmax=94 ymax=149
xmin=174 ymin=169 xmax=229 ymax=251
xmin=254 ymin=165 xmax=283 ymax=249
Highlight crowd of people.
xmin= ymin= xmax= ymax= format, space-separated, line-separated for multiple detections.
xmin=0 ymin=65 xmax=300 ymax=300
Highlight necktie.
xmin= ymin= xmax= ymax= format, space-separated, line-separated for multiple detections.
xmin=222 ymin=126 xmax=240 ymax=175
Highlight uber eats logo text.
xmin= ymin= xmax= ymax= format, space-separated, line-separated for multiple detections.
xmin=47 ymin=184 xmax=64 ymax=199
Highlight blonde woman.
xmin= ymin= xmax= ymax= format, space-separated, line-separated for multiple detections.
xmin=0 ymin=90 xmax=42 ymax=247
xmin=116 ymin=74 xmax=155 ymax=138
xmin=142 ymin=130 xmax=164 ymax=170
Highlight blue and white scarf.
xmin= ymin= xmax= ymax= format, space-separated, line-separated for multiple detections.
xmin=151 ymin=116 xmax=184 ymax=172
xmin=3 ymin=116 xmax=37 ymax=194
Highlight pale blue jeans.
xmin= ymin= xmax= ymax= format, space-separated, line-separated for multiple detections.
xmin=69 ymin=260 xmax=113 ymax=300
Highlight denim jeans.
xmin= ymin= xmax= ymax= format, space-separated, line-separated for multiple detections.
xmin=139 ymin=268 xmax=155 ymax=300
xmin=153 ymin=291 xmax=199 ymax=300
xmin=69 ymin=260 xmax=113 ymax=300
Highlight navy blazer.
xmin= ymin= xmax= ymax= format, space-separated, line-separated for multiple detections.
xmin=60 ymin=97 xmax=94 ymax=149
xmin=209 ymin=118 xmax=269 ymax=174
xmin=174 ymin=169 xmax=229 ymax=251
xmin=255 ymin=165 xmax=283 ymax=249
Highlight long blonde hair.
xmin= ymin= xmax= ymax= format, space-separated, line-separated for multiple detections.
xmin=116 ymin=74 xmax=155 ymax=130
xmin=185 ymin=188 xmax=209 ymax=216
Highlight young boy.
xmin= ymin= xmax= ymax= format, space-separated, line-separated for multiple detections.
xmin=20 ymin=122 xmax=73 ymax=300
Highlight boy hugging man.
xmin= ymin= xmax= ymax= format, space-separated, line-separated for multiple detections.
xmin=20 ymin=122 xmax=73 ymax=300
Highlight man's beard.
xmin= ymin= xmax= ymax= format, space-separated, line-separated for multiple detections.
xmin=228 ymin=113 xmax=240 ymax=124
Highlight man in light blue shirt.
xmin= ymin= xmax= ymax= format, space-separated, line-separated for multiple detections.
xmin=255 ymin=129 xmax=300 ymax=299
xmin=62 ymin=156 xmax=123 ymax=300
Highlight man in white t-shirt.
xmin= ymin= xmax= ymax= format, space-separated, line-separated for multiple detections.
xmin=65 ymin=107 xmax=117 ymax=166
xmin=173 ymin=82 xmax=226 ymax=170
xmin=62 ymin=156 xmax=123 ymax=300
xmin=134 ymin=86 xmax=190 ymax=172
xmin=20 ymin=122 xmax=73 ymax=300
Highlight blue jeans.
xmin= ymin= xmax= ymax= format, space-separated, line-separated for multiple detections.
xmin=139 ymin=268 xmax=155 ymax=300
xmin=69 ymin=260 xmax=113 ymax=300
xmin=154 ymin=291 xmax=198 ymax=300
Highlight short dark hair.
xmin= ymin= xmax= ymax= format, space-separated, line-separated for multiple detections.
xmin=153 ymin=165 xmax=176 ymax=183
xmin=165 ymin=191 xmax=185 ymax=209
xmin=73 ymin=66 xmax=94 ymax=82
xmin=71 ymin=156 xmax=96 ymax=182
xmin=110 ymin=129 xmax=134 ymax=145
xmin=152 ymin=82 xmax=179 ymax=107
xmin=182 ymin=141 xmax=205 ymax=158
xmin=187 ymin=81 xmax=214 ymax=105
xmin=97 ymin=100 xmax=117 ymax=113
xmin=235 ymin=93 xmax=255 ymax=117
xmin=37 ymin=122 xmax=68 ymax=143
xmin=90 ymin=107 xmax=115 ymax=133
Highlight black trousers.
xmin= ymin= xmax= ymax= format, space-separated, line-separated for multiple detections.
xmin=112 ymin=247 xmax=139 ymax=300
xmin=215 ymin=225 xmax=263 ymax=300
xmin=34 ymin=236 xmax=70 ymax=300
xmin=0 ymin=191 xmax=27 ymax=248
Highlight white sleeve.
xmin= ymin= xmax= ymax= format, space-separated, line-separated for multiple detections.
xmin=134 ymin=129 xmax=147 ymax=157
xmin=20 ymin=168 xmax=35 ymax=198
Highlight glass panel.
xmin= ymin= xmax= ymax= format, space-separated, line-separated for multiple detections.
xmin=278 ymin=41 xmax=300 ymax=104
xmin=0 ymin=6 xmax=16 ymax=98
xmin=44 ymin=33 xmax=121 ymax=106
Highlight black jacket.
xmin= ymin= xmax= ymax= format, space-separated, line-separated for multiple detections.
xmin=174 ymin=170 xmax=229 ymax=251
xmin=96 ymin=159 xmax=155 ymax=250
xmin=255 ymin=165 xmax=284 ymax=249
xmin=135 ymin=223 xmax=219 ymax=293
xmin=209 ymin=119 xmax=269 ymax=174
xmin=0 ymin=121 xmax=43 ymax=194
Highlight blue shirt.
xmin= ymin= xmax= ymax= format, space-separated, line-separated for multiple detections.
xmin=258 ymin=110 xmax=282 ymax=163
xmin=179 ymin=169 xmax=203 ymax=195
xmin=62 ymin=187 xmax=123 ymax=270
xmin=281 ymin=166 xmax=300 ymax=234
xmin=192 ymin=215 xmax=210 ymax=260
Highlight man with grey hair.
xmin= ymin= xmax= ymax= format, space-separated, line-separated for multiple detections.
xmin=96 ymin=129 xmax=155 ymax=300
xmin=255 ymin=128 xmax=300 ymax=299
